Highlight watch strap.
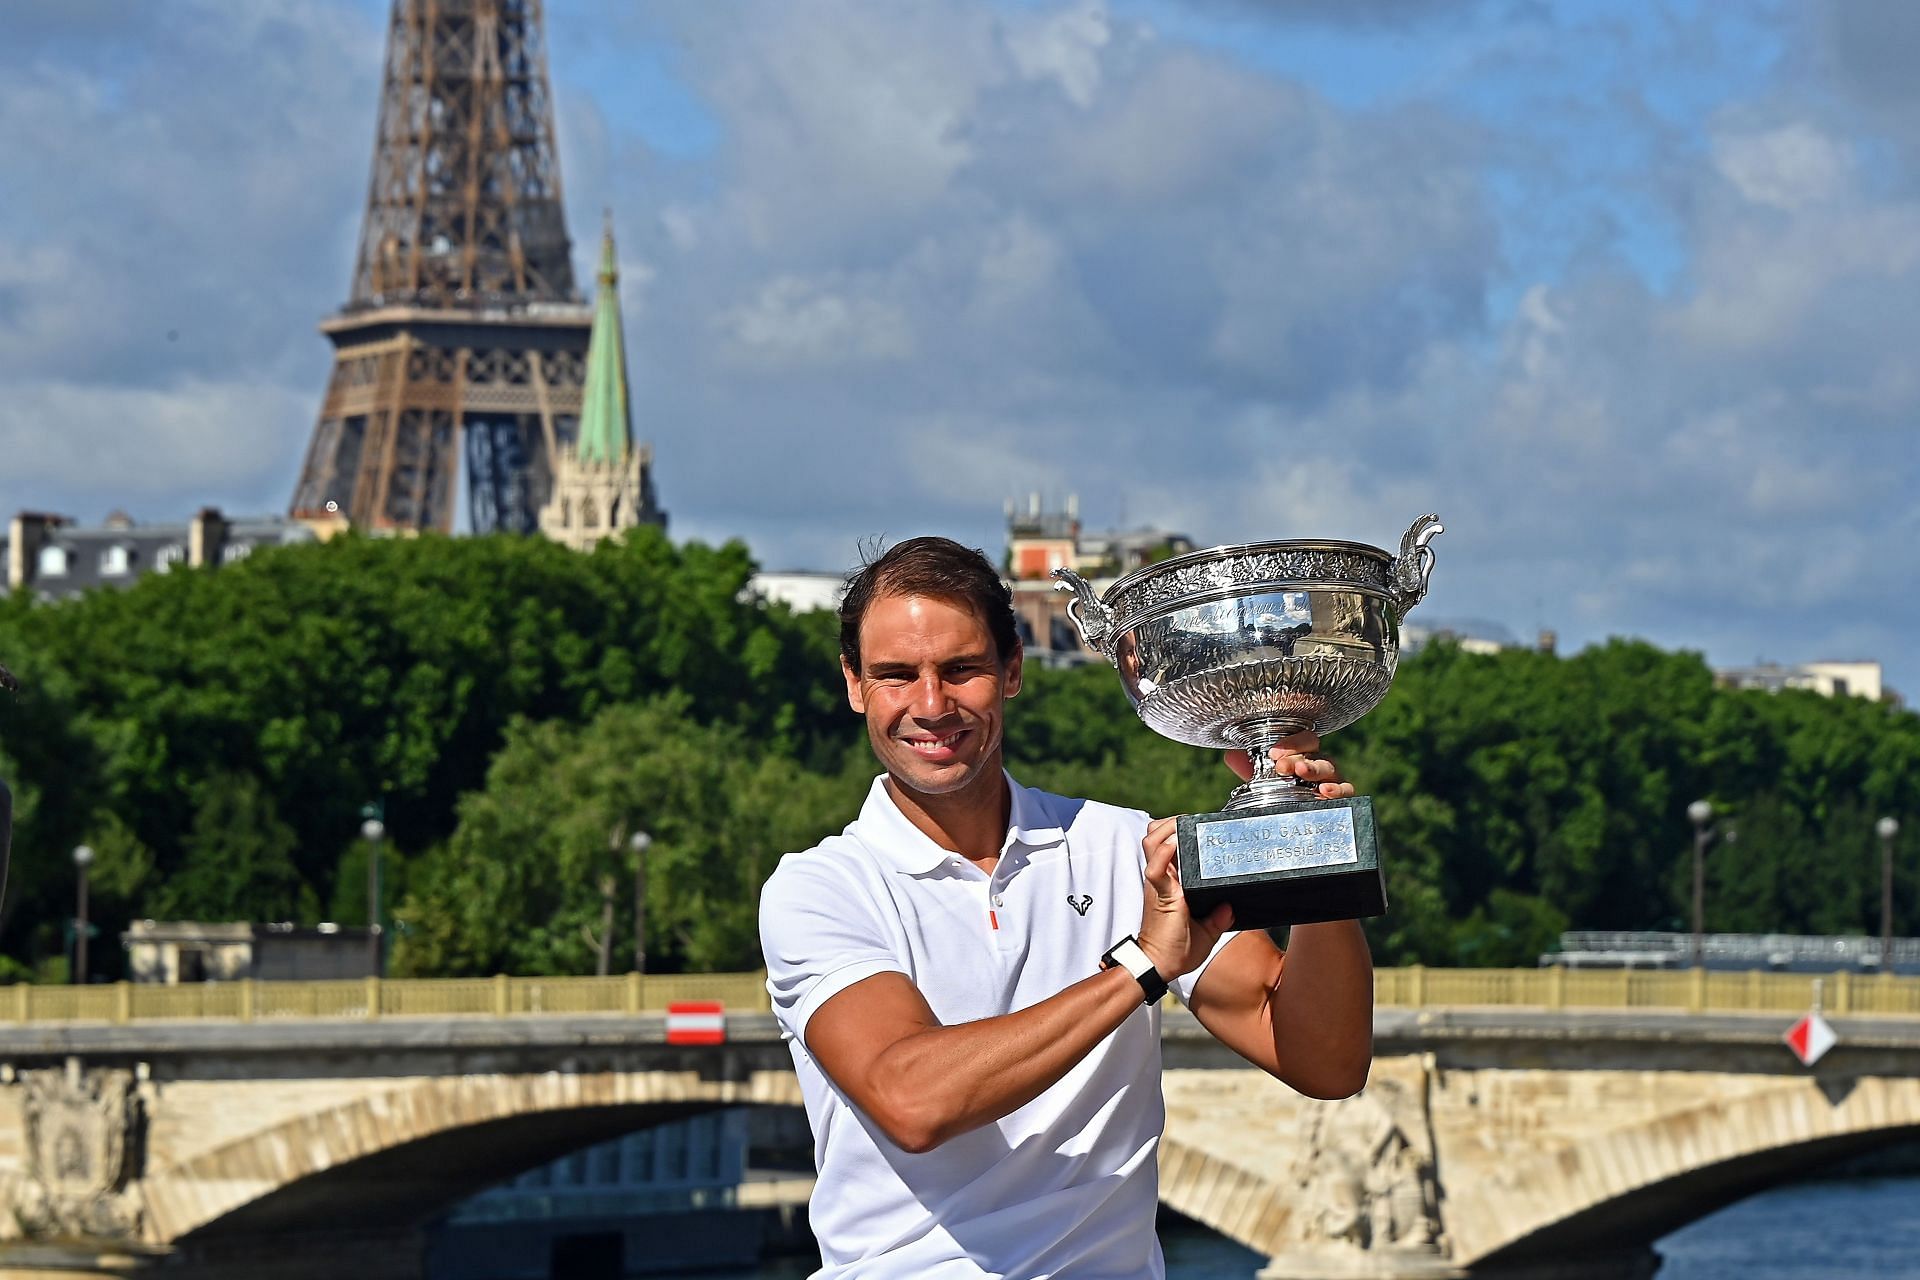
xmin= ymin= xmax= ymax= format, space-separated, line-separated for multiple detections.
xmin=1101 ymin=935 xmax=1169 ymax=1006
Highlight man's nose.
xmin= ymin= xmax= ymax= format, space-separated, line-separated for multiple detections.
xmin=911 ymin=674 xmax=954 ymax=717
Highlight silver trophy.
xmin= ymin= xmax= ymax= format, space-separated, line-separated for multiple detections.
xmin=1054 ymin=516 xmax=1442 ymax=929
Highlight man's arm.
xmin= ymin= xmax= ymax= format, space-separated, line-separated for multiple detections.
xmin=1184 ymin=924 xmax=1373 ymax=1098
xmin=804 ymin=964 xmax=1153 ymax=1154
xmin=798 ymin=826 xmax=1229 ymax=1154
xmin=1182 ymin=736 xmax=1375 ymax=1098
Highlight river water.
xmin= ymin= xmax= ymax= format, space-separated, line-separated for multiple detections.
xmin=693 ymin=1175 xmax=1920 ymax=1280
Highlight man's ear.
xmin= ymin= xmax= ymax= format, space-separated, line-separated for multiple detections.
xmin=842 ymin=657 xmax=867 ymax=714
xmin=1004 ymin=641 xmax=1024 ymax=699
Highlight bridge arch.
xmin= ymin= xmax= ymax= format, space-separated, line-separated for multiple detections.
xmin=1158 ymin=1136 xmax=1293 ymax=1258
xmin=139 ymin=1069 xmax=805 ymax=1246
xmin=1449 ymin=1074 xmax=1920 ymax=1267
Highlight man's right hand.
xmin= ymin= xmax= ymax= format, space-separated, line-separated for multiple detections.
xmin=1138 ymin=816 xmax=1233 ymax=981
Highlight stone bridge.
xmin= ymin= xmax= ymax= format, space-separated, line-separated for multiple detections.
xmin=0 ymin=988 xmax=1916 ymax=1279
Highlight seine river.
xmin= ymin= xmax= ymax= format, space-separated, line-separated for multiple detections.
xmin=691 ymin=1175 xmax=1920 ymax=1280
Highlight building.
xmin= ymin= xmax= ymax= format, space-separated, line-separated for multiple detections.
xmin=1402 ymin=617 xmax=1524 ymax=657
xmin=1716 ymin=660 xmax=1887 ymax=703
xmin=536 ymin=222 xmax=667 ymax=551
xmin=1005 ymin=494 xmax=1081 ymax=580
xmin=3 ymin=508 xmax=316 ymax=602
xmin=122 ymin=920 xmax=377 ymax=984
xmin=748 ymin=571 xmax=843 ymax=615
xmin=1004 ymin=495 xmax=1194 ymax=663
xmin=1543 ymin=930 xmax=1920 ymax=976
xmin=1004 ymin=493 xmax=1195 ymax=582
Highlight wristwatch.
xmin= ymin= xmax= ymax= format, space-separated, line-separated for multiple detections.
xmin=1101 ymin=935 xmax=1169 ymax=1006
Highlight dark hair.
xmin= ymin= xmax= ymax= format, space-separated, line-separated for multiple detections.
xmin=839 ymin=536 xmax=1020 ymax=674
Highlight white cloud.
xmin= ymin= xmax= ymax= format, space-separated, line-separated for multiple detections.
xmin=1006 ymin=1 xmax=1113 ymax=109
xmin=717 ymin=276 xmax=915 ymax=368
xmin=1713 ymin=122 xmax=1852 ymax=210
xmin=0 ymin=378 xmax=308 ymax=507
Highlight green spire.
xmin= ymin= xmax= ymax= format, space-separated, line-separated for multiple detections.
xmin=576 ymin=214 xmax=632 ymax=465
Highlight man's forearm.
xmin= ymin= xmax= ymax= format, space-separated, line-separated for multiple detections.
xmin=865 ymin=964 xmax=1153 ymax=1152
xmin=1268 ymin=920 xmax=1373 ymax=1098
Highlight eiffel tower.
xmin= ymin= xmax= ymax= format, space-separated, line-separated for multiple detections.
xmin=290 ymin=0 xmax=589 ymax=534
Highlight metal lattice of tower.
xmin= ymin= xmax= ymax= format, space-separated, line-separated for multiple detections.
xmin=290 ymin=0 xmax=590 ymax=535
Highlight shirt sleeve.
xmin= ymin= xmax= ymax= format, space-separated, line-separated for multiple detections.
xmin=1168 ymin=929 xmax=1238 ymax=1006
xmin=759 ymin=852 xmax=906 ymax=1046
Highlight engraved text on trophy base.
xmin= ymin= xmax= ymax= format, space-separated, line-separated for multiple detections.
xmin=1195 ymin=808 xmax=1361 ymax=878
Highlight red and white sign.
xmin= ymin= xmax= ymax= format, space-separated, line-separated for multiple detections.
xmin=666 ymin=1001 xmax=726 ymax=1045
xmin=1784 ymin=1011 xmax=1837 ymax=1066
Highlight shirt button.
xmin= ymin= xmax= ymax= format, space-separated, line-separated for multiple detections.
xmin=992 ymin=895 xmax=1005 ymax=907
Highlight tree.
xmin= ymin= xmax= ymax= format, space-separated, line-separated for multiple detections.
xmin=147 ymin=773 xmax=308 ymax=923
xmin=392 ymin=697 xmax=866 ymax=977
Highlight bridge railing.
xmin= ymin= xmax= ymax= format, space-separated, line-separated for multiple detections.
xmin=1374 ymin=965 xmax=1920 ymax=1017
xmin=2 ymin=967 xmax=1917 ymax=1026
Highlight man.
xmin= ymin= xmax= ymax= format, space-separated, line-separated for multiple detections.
xmin=759 ymin=537 xmax=1374 ymax=1279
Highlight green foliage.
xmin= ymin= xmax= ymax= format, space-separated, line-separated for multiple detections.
xmin=392 ymin=697 xmax=865 ymax=976
xmin=0 ymin=529 xmax=847 ymax=972
xmin=1006 ymin=641 xmax=1920 ymax=966
xmin=147 ymin=772 xmax=309 ymax=924
xmin=2 ymin=528 xmax=1915 ymax=978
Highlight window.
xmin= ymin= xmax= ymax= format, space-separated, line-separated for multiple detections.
xmin=581 ymin=497 xmax=598 ymax=528
xmin=156 ymin=544 xmax=184 ymax=572
xmin=221 ymin=542 xmax=251 ymax=565
xmin=101 ymin=546 xmax=131 ymax=576
xmin=36 ymin=545 xmax=68 ymax=577
xmin=559 ymin=497 xmax=572 ymax=527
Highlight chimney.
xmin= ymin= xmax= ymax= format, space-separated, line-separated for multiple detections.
xmin=7 ymin=513 xmax=64 ymax=591
xmin=189 ymin=507 xmax=229 ymax=569
xmin=1537 ymin=629 xmax=1557 ymax=655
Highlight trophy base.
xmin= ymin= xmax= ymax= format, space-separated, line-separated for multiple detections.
xmin=1175 ymin=796 xmax=1386 ymax=932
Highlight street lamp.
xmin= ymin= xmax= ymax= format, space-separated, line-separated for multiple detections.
xmin=1878 ymin=816 xmax=1900 ymax=975
xmin=361 ymin=817 xmax=385 ymax=976
xmin=1687 ymin=800 xmax=1716 ymax=970
xmin=71 ymin=844 xmax=95 ymax=985
xmin=630 ymin=829 xmax=653 ymax=975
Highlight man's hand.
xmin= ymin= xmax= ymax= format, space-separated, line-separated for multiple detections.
xmin=1138 ymin=817 xmax=1233 ymax=980
xmin=1224 ymin=731 xmax=1354 ymax=800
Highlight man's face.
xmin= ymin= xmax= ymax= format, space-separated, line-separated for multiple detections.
xmin=843 ymin=592 xmax=1022 ymax=799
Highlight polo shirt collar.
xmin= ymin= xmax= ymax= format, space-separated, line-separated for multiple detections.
xmin=857 ymin=771 xmax=1066 ymax=876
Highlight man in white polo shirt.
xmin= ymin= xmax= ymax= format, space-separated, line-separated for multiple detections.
xmin=760 ymin=537 xmax=1374 ymax=1279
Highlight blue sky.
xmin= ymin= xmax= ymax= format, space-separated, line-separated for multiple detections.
xmin=2 ymin=0 xmax=1917 ymax=700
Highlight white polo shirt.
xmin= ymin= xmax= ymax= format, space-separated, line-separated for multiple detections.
xmin=759 ymin=773 xmax=1230 ymax=1280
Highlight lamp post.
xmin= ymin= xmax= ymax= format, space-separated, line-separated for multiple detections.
xmin=1878 ymin=815 xmax=1900 ymax=975
xmin=71 ymin=844 xmax=94 ymax=985
xmin=630 ymin=830 xmax=652 ymax=975
xmin=361 ymin=817 xmax=385 ymax=976
xmin=1687 ymin=800 xmax=1715 ymax=970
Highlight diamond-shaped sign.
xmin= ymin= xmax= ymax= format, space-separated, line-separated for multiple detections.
xmin=1784 ymin=1011 xmax=1837 ymax=1066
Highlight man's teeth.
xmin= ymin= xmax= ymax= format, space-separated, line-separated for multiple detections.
xmin=907 ymin=731 xmax=965 ymax=750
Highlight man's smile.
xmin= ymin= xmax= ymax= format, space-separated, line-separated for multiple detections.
xmin=899 ymin=727 xmax=970 ymax=760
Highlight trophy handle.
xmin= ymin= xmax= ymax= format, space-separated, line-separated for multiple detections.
xmin=1051 ymin=568 xmax=1118 ymax=662
xmin=1388 ymin=514 xmax=1444 ymax=614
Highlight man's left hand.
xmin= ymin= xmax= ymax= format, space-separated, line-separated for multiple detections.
xmin=1223 ymin=732 xmax=1355 ymax=800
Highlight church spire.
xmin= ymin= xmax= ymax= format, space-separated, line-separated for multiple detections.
xmin=535 ymin=208 xmax=668 ymax=551
xmin=576 ymin=213 xmax=632 ymax=466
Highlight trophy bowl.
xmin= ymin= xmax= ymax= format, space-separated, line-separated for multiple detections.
xmin=1053 ymin=516 xmax=1442 ymax=927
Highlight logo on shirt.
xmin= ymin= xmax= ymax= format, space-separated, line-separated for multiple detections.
xmin=1067 ymin=894 xmax=1093 ymax=916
